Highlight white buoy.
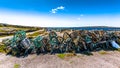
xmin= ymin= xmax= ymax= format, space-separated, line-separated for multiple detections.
xmin=21 ymin=38 xmax=31 ymax=48
xmin=110 ymin=40 xmax=120 ymax=48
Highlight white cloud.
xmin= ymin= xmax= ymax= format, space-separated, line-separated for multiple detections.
xmin=77 ymin=14 xmax=84 ymax=20
xmin=50 ymin=6 xmax=65 ymax=14
xmin=80 ymin=14 xmax=84 ymax=16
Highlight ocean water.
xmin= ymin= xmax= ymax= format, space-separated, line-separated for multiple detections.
xmin=46 ymin=27 xmax=120 ymax=31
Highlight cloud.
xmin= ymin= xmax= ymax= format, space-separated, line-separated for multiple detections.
xmin=77 ymin=14 xmax=84 ymax=20
xmin=80 ymin=14 xmax=84 ymax=16
xmin=50 ymin=6 xmax=65 ymax=14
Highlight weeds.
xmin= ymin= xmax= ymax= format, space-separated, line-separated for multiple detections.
xmin=57 ymin=54 xmax=66 ymax=59
xmin=57 ymin=53 xmax=76 ymax=59
xmin=0 ymin=43 xmax=6 ymax=53
xmin=98 ymin=50 xmax=108 ymax=55
xmin=116 ymin=48 xmax=120 ymax=52
xmin=27 ymin=30 xmax=45 ymax=37
xmin=14 ymin=64 xmax=20 ymax=68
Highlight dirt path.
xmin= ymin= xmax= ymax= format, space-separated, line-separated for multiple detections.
xmin=0 ymin=51 xmax=120 ymax=68
xmin=0 ymin=30 xmax=42 ymax=42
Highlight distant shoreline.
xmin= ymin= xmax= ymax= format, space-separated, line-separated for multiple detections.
xmin=1 ymin=23 xmax=120 ymax=31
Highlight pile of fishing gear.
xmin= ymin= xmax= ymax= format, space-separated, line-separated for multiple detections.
xmin=2 ymin=30 xmax=120 ymax=57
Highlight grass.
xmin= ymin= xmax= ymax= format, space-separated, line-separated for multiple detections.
xmin=116 ymin=48 xmax=120 ymax=52
xmin=14 ymin=64 xmax=20 ymax=68
xmin=57 ymin=53 xmax=76 ymax=59
xmin=57 ymin=54 xmax=66 ymax=59
xmin=27 ymin=30 xmax=45 ymax=37
xmin=0 ymin=26 xmax=39 ymax=37
xmin=43 ymin=32 xmax=49 ymax=35
xmin=65 ymin=53 xmax=76 ymax=57
xmin=98 ymin=50 xmax=108 ymax=55
xmin=0 ymin=43 xmax=6 ymax=53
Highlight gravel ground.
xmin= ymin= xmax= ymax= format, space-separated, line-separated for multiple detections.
xmin=0 ymin=51 xmax=120 ymax=68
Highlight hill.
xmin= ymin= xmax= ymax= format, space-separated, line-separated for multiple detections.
xmin=0 ymin=23 xmax=40 ymax=37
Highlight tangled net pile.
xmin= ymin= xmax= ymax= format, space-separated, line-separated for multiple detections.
xmin=2 ymin=30 xmax=120 ymax=57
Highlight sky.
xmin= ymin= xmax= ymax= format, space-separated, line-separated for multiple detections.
xmin=0 ymin=0 xmax=120 ymax=27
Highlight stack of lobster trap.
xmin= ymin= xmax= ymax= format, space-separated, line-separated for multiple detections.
xmin=2 ymin=30 xmax=120 ymax=57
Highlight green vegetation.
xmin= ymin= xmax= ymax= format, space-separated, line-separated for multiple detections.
xmin=57 ymin=53 xmax=76 ymax=59
xmin=98 ymin=50 xmax=108 ymax=55
xmin=57 ymin=54 xmax=66 ymax=59
xmin=0 ymin=23 xmax=40 ymax=37
xmin=0 ymin=43 xmax=6 ymax=53
xmin=27 ymin=31 xmax=41 ymax=37
xmin=65 ymin=53 xmax=76 ymax=57
xmin=27 ymin=30 xmax=47 ymax=38
xmin=116 ymin=48 xmax=120 ymax=52
xmin=14 ymin=64 xmax=20 ymax=68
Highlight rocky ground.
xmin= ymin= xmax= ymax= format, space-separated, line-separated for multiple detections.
xmin=0 ymin=51 xmax=120 ymax=68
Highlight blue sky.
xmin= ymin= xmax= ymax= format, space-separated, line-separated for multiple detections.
xmin=0 ymin=0 xmax=120 ymax=27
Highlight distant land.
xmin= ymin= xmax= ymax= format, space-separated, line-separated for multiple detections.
xmin=1 ymin=23 xmax=120 ymax=31
xmin=47 ymin=26 xmax=120 ymax=31
xmin=0 ymin=23 xmax=40 ymax=37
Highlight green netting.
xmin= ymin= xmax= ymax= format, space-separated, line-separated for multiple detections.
xmin=33 ymin=36 xmax=44 ymax=48
xmin=85 ymin=35 xmax=92 ymax=43
xmin=8 ymin=30 xmax=26 ymax=47
xmin=49 ymin=31 xmax=59 ymax=45
xmin=13 ymin=30 xmax=26 ymax=42
xmin=49 ymin=37 xmax=59 ymax=45
xmin=49 ymin=31 xmax=57 ymax=40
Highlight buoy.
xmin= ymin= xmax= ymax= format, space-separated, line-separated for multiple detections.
xmin=110 ymin=40 xmax=120 ymax=48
